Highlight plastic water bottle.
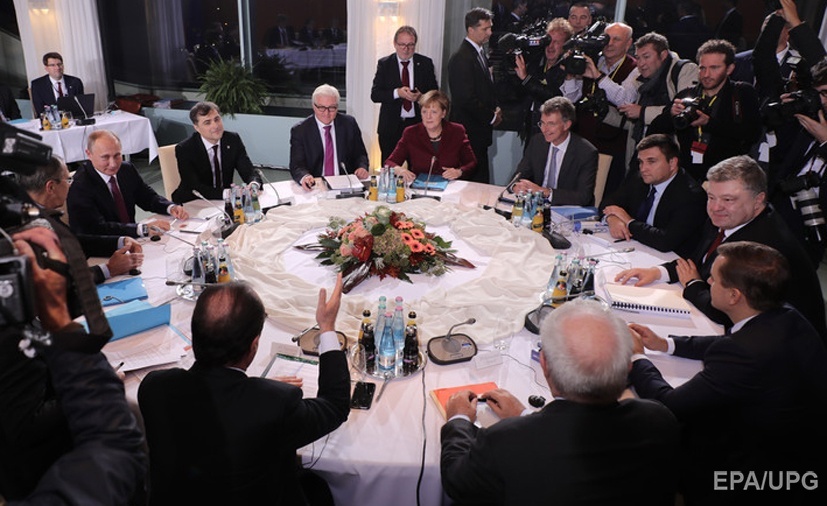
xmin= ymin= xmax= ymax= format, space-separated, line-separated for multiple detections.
xmin=392 ymin=305 xmax=405 ymax=372
xmin=216 ymin=238 xmax=235 ymax=279
xmin=377 ymin=312 xmax=396 ymax=374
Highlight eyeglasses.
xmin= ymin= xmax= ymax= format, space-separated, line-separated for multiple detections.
xmin=313 ymin=103 xmax=338 ymax=113
xmin=53 ymin=176 xmax=73 ymax=185
xmin=537 ymin=120 xmax=561 ymax=128
xmin=395 ymin=42 xmax=416 ymax=49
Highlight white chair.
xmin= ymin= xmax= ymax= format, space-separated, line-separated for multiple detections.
xmin=158 ymin=144 xmax=180 ymax=200
xmin=594 ymin=153 xmax=612 ymax=206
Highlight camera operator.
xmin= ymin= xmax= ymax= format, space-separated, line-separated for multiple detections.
xmin=650 ymin=39 xmax=761 ymax=182
xmin=513 ymin=18 xmax=580 ymax=140
xmin=768 ymin=57 xmax=827 ymax=267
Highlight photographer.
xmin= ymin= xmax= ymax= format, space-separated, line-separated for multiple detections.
xmin=650 ymin=39 xmax=761 ymax=182
xmin=768 ymin=57 xmax=827 ymax=267
xmin=513 ymin=18 xmax=580 ymax=140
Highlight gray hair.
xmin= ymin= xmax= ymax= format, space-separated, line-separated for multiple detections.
xmin=540 ymin=96 xmax=575 ymax=123
xmin=540 ymin=298 xmax=632 ymax=403
xmin=706 ymin=155 xmax=767 ymax=195
xmin=17 ymin=155 xmax=65 ymax=194
xmin=312 ymin=84 xmax=340 ymax=104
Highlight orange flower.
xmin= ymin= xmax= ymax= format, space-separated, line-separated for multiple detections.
xmin=410 ymin=228 xmax=425 ymax=239
xmin=396 ymin=221 xmax=414 ymax=230
xmin=400 ymin=232 xmax=415 ymax=245
xmin=424 ymin=243 xmax=436 ymax=255
xmin=410 ymin=241 xmax=425 ymax=253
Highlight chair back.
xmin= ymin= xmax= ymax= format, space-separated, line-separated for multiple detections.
xmin=594 ymin=153 xmax=612 ymax=206
xmin=158 ymin=144 xmax=180 ymax=200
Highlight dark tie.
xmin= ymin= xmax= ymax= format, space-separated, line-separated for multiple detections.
xmin=704 ymin=228 xmax=725 ymax=261
xmin=323 ymin=125 xmax=334 ymax=176
xmin=478 ymin=49 xmax=491 ymax=81
xmin=109 ymin=176 xmax=130 ymax=224
xmin=636 ymin=186 xmax=657 ymax=222
xmin=544 ymin=146 xmax=559 ymax=189
xmin=57 ymin=81 xmax=63 ymax=97
xmin=212 ymin=144 xmax=222 ymax=188
xmin=401 ymin=61 xmax=412 ymax=112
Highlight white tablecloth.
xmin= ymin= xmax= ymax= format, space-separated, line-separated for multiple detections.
xmin=112 ymin=179 xmax=717 ymax=506
xmin=14 ymin=111 xmax=159 ymax=163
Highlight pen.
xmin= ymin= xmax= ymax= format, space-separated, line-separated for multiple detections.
xmin=614 ymin=238 xmax=626 ymax=243
xmin=178 ymin=229 xmax=201 ymax=234
xmin=114 ymin=361 xmax=124 ymax=372
xmin=275 ymin=353 xmax=318 ymax=365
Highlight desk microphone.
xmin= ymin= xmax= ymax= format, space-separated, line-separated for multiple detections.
xmin=149 ymin=226 xmax=196 ymax=247
xmin=498 ymin=172 xmax=521 ymax=202
xmin=335 ymin=162 xmax=363 ymax=199
xmin=411 ymin=156 xmax=441 ymax=201
xmin=427 ymin=317 xmax=478 ymax=365
xmin=587 ymin=247 xmax=634 ymax=258
xmin=192 ymin=189 xmax=238 ymax=237
xmin=74 ymin=96 xmax=96 ymax=125
xmin=254 ymin=168 xmax=292 ymax=212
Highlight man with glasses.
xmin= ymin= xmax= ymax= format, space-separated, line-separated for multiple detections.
xmin=289 ymin=84 xmax=370 ymax=191
xmin=17 ymin=155 xmax=144 ymax=284
xmin=510 ymin=97 xmax=598 ymax=206
xmin=371 ymin=25 xmax=438 ymax=164
xmin=30 ymin=52 xmax=84 ymax=113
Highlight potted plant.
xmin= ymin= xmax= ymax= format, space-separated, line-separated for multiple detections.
xmin=199 ymin=58 xmax=268 ymax=117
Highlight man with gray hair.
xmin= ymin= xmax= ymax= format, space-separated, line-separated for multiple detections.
xmin=440 ymin=298 xmax=679 ymax=504
xmin=289 ymin=84 xmax=370 ymax=190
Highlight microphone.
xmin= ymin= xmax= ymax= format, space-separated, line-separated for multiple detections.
xmin=411 ymin=156 xmax=441 ymax=201
xmin=149 ymin=226 xmax=196 ymax=247
xmin=255 ymin=168 xmax=292 ymax=211
xmin=498 ymin=172 xmax=521 ymax=203
xmin=335 ymin=162 xmax=364 ymax=199
xmin=192 ymin=189 xmax=238 ymax=238
xmin=74 ymin=96 xmax=96 ymax=125
xmin=586 ymin=247 xmax=635 ymax=258
xmin=426 ymin=317 xmax=478 ymax=365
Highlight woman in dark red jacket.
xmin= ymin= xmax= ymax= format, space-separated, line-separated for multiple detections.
xmin=385 ymin=90 xmax=476 ymax=183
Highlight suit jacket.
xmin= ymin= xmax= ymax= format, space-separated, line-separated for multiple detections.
xmin=441 ymin=399 xmax=679 ymax=505
xmin=30 ymin=74 xmax=84 ymax=113
xmin=513 ymin=132 xmax=598 ymax=206
xmin=67 ymin=161 xmax=174 ymax=238
xmin=600 ymin=168 xmax=706 ymax=257
xmin=138 ymin=351 xmax=350 ymax=505
xmin=370 ymin=53 xmax=438 ymax=136
xmin=448 ymin=40 xmax=497 ymax=148
xmin=288 ymin=113 xmax=369 ymax=184
xmin=0 ymin=85 xmax=21 ymax=120
xmin=172 ymin=131 xmax=261 ymax=203
xmin=663 ymin=206 xmax=827 ymax=337
xmin=630 ymin=308 xmax=827 ymax=503
xmin=385 ymin=121 xmax=476 ymax=176
xmin=714 ymin=9 xmax=743 ymax=48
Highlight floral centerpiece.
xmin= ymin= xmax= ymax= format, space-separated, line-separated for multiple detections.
xmin=298 ymin=206 xmax=474 ymax=293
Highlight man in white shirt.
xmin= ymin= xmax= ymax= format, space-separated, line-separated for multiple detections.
xmin=30 ymin=52 xmax=84 ymax=113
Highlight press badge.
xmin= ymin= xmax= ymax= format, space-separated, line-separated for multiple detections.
xmin=691 ymin=141 xmax=708 ymax=164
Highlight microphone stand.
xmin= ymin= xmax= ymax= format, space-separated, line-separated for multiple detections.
xmin=335 ymin=162 xmax=364 ymax=199
xmin=74 ymin=96 xmax=95 ymax=125
xmin=192 ymin=189 xmax=237 ymax=238
xmin=411 ymin=156 xmax=441 ymax=201
xmin=427 ymin=317 xmax=478 ymax=365
xmin=255 ymin=168 xmax=292 ymax=212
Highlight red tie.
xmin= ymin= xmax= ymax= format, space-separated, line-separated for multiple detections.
xmin=109 ymin=176 xmax=130 ymax=224
xmin=57 ymin=81 xmax=63 ymax=97
xmin=323 ymin=125 xmax=335 ymax=176
xmin=212 ymin=145 xmax=222 ymax=188
xmin=401 ymin=61 xmax=412 ymax=112
xmin=704 ymin=229 xmax=725 ymax=261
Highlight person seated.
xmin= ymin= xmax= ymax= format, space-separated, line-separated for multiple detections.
xmin=289 ymin=84 xmax=370 ymax=191
xmin=511 ymin=96 xmax=598 ymax=205
xmin=172 ymin=101 xmax=262 ymax=203
xmin=600 ymin=134 xmax=706 ymax=256
xmin=0 ymin=83 xmax=22 ymax=121
xmin=30 ymin=52 xmax=84 ymax=113
xmin=67 ymin=130 xmax=188 ymax=239
xmin=138 ymin=277 xmax=350 ymax=504
xmin=17 ymin=155 xmax=143 ymax=284
xmin=441 ymin=298 xmax=679 ymax=505
xmin=385 ymin=90 xmax=476 ymax=183
xmin=629 ymin=241 xmax=827 ymax=504
xmin=616 ymin=155 xmax=827 ymax=338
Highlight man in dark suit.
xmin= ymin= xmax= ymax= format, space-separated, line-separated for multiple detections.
xmin=629 ymin=241 xmax=827 ymax=504
xmin=18 ymin=155 xmax=143 ymax=284
xmin=601 ymin=134 xmax=706 ymax=257
xmin=448 ymin=7 xmax=502 ymax=184
xmin=289 ymin=84 xmax=369 ymax=190
xmin=616 ymin=155 xmax=827 ymax=338
xmin=172 ymin=101 xmax=262 ymax=203
xmin=714 ymin=0 xmax=743 ymax=49
xmin=441 ymin=298 xmax=680 ymax=505
xmin=0 ymin=83 xmax=21 ymax=120
xmin=67 ymin=130 xmax=188 ymax=239
xmin=30 ymin=52 xmax=84 ymax=113
xmin=139 ymin=277 xmax=350 ymax=504
xmin=370 ymin=25 xmax=438 ymax=164
xmin=511 ymin=97 xmax=598 ymax=205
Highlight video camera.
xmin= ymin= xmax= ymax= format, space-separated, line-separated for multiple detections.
xmin=561 ymin=21 xmax=608 ymax=76
xmin=780 ymin=170 xmax=827 ymax=245
xmin=762 ymin=88 xmax=822 ymax=129
xmin=497 ymin=19 xmax=552 ymax=74
xmin=673 ymin=96 xmax=714 ymax=130
xmin=1 ymin=122 xmax=53 ymax=327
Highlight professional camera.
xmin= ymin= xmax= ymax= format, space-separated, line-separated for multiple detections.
xmin=762 ymin=88 xmax=822 ymax=129
xmin=673 ymin=96 xmax=713 ymax=130
xmin=497 ymin=19 xmax=552 ymax=73
xmin=576 ymin=87 xmax=610 ymax=119
xmin=561 ymin=21 xmax=608 ymax=76
xmin=780 ymin=170 xmax=827 ymax=245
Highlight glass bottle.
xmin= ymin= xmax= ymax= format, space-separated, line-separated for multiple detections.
xmin=377 ymin=312 xmax=396 ymax=374
xmin=403 ymin=311 xmax=419 ymax=374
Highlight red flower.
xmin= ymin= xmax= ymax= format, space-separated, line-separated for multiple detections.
xmin=351 ymin=234 xmax=374 ymax=263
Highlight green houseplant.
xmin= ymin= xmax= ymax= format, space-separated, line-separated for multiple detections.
xmin=199 ymin=58 xmax=268 ymax=117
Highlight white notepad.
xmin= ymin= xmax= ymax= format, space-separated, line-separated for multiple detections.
xmin=604 ymin=284 xmax=693 ymax=318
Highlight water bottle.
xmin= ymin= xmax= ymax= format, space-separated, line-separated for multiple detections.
xmin=377 ymin=312 xmax=396 ymax=374
xmin=392 ymin=305 xmax=405 ymax=372
xmin=191 ymin=246 xmax=205 ymax=291
xmin=250 ymin=184 xmax=262 ymax=221
xmin=403 ymin=311 xmax=419 ymax=374
xmin=216 ymin=238 xmax=235 ymax=279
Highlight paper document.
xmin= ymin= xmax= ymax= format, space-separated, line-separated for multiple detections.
xmin=604 ymin=284 xmax=692 ymax=318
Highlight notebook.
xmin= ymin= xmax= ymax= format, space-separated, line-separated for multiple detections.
xmin=604 ymin=284 xmax=692 ymax=318
xmin=411 ymin=173 xmax=449 ymax=191
xmin=430 ymin=381 xmax=498 ymax=419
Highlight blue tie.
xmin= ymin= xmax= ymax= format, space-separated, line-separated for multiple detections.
xmin=636 ymin=186 xmax=656 ymax=222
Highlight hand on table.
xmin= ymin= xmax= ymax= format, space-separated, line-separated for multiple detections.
xmin=615 ymin=267 xmax=660 ymax=286
xmin=146 ymin=219 xmax=170 ymax=236
xmin=169 ymin=205 xmax=189 ymax=220
xmin=675 ymin=258 xmax=701 ymax=287
xmin=394 ymin=167 xmax=417 ymax=184
xmin=106 ymin=244 xmax=144 ymax=276
xmin=603 ymin=206 xmax=633 ymax=241
xmin=512 ymin=178 xmax=546 ymax=196
xmin=354 ymin=167 xmax=370 ymax=180
xmin=480 ymin=389 xmax=526 ymax=419
xmin=442 ymin=167 xmax=463 ymax=180
xmin=301 ymin=175 xmax=316 ymax=191
xmin=628 ymin=323 xmax=669 ymax=353
xmin=445 ymin=390 xmax=478 ymax=422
